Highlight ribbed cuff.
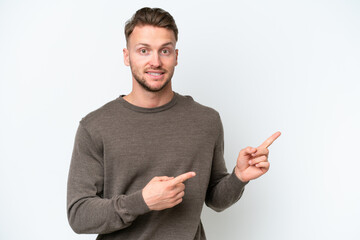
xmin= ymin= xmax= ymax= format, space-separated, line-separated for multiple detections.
xmin=230 ymin=168 xmax=249 ymax=189
xmin=122 ymin=189 xmax=151 ymax=217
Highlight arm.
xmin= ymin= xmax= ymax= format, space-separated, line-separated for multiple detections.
xmin=206 ymin=115 xmax=281 ymax=212
xmin=205 ymin=115 xmax=248 ymax=212
xmin=67 ymin=123 xmax=150 ymax=234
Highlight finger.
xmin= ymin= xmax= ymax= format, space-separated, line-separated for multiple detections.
xmin=173 ymin=183 xmax=185 ymax=192
xmin=165 ymin=196 xmax=184 ymax=209
xmin=254 ymin=161 xmax=270 ymax=170
xmin=250 ymin=148 xmax=269 ymax=158
xmin=248 ymin=156 xmax=267 ymax=166
xmin=168 ymin=185 xmax=185 ymax=199
xmin=171 ymin=172 xmax=196 ymax=185
xmin=259 ymin=131 xmax=281 ymax=149
xmin=239 ymin=146 xmax=257 ymax=157
xmin=171 ymin=197 xmax=183 ymax=207
xmin=173 ymin=190 xmax=185 ymax=200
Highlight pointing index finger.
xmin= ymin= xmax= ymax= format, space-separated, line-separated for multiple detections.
xmin=171 ymin=172 xmax=196 ymax=185
xmin=259 ymin=131 xmax=281 ymax=148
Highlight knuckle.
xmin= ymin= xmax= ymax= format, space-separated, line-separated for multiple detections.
xmin=152 ymin=177 xmax=159 ymax=181
xmin=171 ymin=197 xmax=182 ymax=205
xmin=261 ymin=162 xmax=269 ymax=168
xmin=169 ymin=192 xmax=177 ymax=198
xmin=240 ymin=147 xmax=250 ymax=155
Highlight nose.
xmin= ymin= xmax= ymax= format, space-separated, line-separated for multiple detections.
xmin=149 ymin=52 xmax=161 ymax=68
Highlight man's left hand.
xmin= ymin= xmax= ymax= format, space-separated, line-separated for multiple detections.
xmin=235 ymin=131 xmax=281 ymax=182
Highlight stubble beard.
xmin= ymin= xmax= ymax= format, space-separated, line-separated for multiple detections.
xmin=130 ymin=62 xmax=174 ymax=93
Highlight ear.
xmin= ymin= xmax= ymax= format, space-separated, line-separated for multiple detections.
xmin=175 ymin=49 xmax=178 ymax=66
xmin=123 ymin=48 xmax=130 ymax=66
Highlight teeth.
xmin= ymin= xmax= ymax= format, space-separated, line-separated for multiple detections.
xmin=148 ymin=72 xmax=162 ymax=76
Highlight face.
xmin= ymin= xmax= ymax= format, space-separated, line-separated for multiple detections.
xmin=123 ymin=25 xmax=178 ymax=92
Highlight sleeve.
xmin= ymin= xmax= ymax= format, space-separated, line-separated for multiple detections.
xmin=67 ymin=123 xmax=150 ymax=234
xmin=205 ymin=114 xmax=249 ymax=212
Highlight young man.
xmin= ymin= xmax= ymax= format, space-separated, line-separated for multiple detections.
xmin=67 ymin=7 xmax=280 ymax=240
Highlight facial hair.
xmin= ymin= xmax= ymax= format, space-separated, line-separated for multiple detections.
xmin=129 ymin=60 xmax=174 ymax=93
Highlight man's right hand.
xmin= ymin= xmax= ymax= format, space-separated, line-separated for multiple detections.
xmin=142 ymin=172 xmax=196 ymax=211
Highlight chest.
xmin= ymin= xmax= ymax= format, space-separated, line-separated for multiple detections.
xmin=100 ymin=112 xmax=218 ymax=194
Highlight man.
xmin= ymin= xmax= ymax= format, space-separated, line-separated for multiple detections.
xmin=67 ymin=7 xmax=280 ymax=240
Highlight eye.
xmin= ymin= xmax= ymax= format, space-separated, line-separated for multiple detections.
xmin=161 ymin=49 xmax=171 ymax=55
xmin=139 ymin=48 xmax=148 ymax=55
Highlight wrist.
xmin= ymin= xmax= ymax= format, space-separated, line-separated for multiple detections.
xmin=142 ymin=188 xmax=155 ymax=211
xmin=234 ymin=166 xmax=247 ymax=183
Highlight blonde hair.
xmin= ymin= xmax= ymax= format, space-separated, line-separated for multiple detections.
xmin=125 ymin=7 xmax=178 ymax=43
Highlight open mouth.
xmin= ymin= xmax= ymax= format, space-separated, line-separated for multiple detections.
xmin=145 ymin=71 xmax=165 ymax=79
xmin=146 ymin=72 xmax=164 ymax=76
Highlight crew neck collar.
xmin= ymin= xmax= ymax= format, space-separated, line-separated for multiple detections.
xmin=118 ymin=92 xmax=178 ymax=113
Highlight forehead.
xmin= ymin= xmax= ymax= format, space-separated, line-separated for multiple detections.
xmin=128 ymin=25 xmax=176 ymax=47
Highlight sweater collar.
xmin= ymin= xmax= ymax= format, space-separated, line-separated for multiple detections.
xmin=118 ymin=92 xmax=178 ymax=113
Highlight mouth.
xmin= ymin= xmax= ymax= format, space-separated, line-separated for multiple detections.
xmin=147 ymin=72 xmax=163 ymax=76
xmin=145 ymin=71 xmax=165 ymax=79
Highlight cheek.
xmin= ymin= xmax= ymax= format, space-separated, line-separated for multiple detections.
xmin=129 ymin=56 xmax=147 ymax=69
xmin=163 ymin=57 xmax=177 ymax=67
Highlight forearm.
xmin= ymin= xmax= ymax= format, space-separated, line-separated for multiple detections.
xmin=67 ymin=190 xmax=149 ymax=234
xmin=67 ymin=123 xmax=150 ymax=234
xmin=205 ymin=168 xmax=248 ymax=212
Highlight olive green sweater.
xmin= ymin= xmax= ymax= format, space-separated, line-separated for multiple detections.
xmin=67 ymin=92 xmax=247 ymax=240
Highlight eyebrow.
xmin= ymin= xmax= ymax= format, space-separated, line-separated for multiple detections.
xmin=135 ymin=42 xmax=175 ymax=48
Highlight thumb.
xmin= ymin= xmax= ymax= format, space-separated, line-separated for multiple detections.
xmin=152 ymin=176 xmax=174 ymax=182
xmin=239 ymin=146 xmax=257 ymax=157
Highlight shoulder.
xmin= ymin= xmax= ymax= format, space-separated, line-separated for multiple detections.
xmin=176 ymin=93 xmax=222 ymax=123
xmin=177 ymin=93 xmax=220 ymax=116
xmin=79 ymin=97 xmax=121 ymax=131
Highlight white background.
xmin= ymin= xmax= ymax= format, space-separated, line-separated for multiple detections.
xmin=1 ymin=0 xmax=359 ymax=239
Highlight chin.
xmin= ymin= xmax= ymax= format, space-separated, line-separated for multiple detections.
xmin=133 ymin=72 xmax=172 ymax=92
xmin=147 ymin=85 xmax=169 ymax=92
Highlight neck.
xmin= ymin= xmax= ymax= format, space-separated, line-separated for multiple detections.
xmin=123 ymin=83 xmax=174 ymax=108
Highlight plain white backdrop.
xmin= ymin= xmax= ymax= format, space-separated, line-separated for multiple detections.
xmin=1 ymin=0 xmax=359 ymax=239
